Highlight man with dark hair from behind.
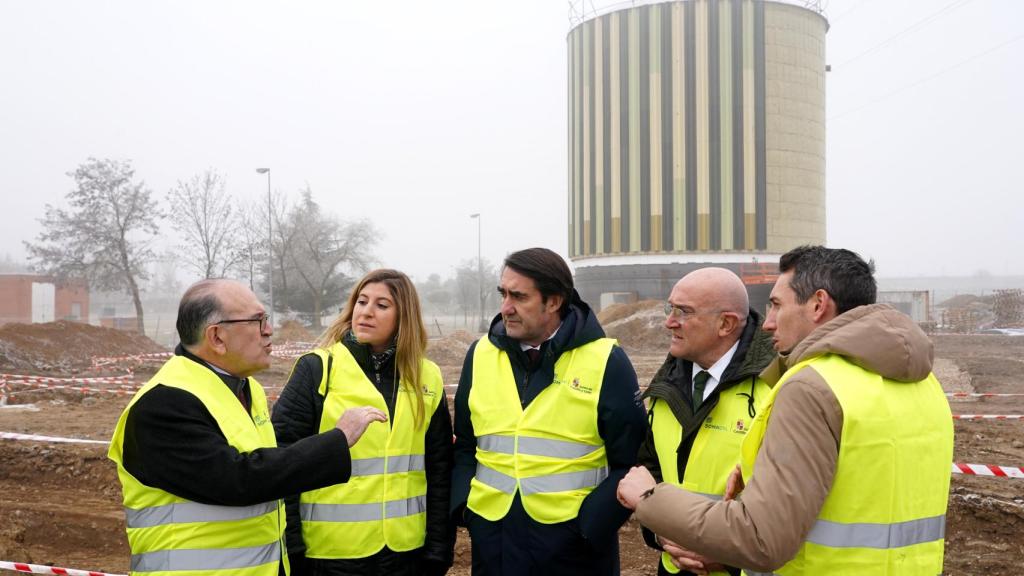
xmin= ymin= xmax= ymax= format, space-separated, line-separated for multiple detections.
xmin=109 ymin=279 xmax=388 ymax=576
xmin=452 ymin=247 xmax=647 ymax=575
xmin=619 ymin=245 xmax=953 ymax=575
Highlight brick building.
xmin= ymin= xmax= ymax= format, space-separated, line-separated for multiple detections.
xmin=0 ymin=274 xmax=89 ymax=326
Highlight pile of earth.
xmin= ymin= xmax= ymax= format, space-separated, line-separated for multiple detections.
xmin=0 ymin=321 xmax=166 ymax=373
xmin=426 ymin=330 xmax=479 ymax=366
xmin=273 ymin=319 xmax=317 ymax=345
xmin=598 ymin=300 xmax=669 ymax=356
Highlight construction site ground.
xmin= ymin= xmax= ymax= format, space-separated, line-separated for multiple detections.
xmin=0 ymin=317 xmax=1022 ymax=575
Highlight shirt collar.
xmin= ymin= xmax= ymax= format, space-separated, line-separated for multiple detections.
xmin=696 ymin=339 xmax=741 ymax=385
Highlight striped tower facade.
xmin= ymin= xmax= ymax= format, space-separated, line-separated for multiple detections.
xmin=568 ymin=0 xmax=828 ymax=309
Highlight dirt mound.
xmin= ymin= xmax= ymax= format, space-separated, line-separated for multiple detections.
xmin=601 ymin=301 xmax=669 ymax=356
xmin=598 ymin=299 xmax=662 ymax=325
xmin=0 ymin=321 xmax=166 ymax=373
xmin=274 ymin=319 xmax=316 ymax=344
xmin=939 ymin=293 xmax=990 ymax=308
xmin=946 ymin=486 xmax=1024 ymax=575
xmin=427 ymin=330 xmax=479 ymax=367
xmin=0 ymin=442 xmax=126 ymax=571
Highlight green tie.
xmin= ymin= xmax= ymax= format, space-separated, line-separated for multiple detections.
xmin=692 ymin=370 xmax=710 ymax=412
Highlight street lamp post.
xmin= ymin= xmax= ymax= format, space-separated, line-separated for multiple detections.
xmin=256 ymin=168 xmax=273 ymax=328
xmin=470 ymin=213 xmax=486 ymax=332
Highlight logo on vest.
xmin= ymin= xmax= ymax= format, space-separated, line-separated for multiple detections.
xmin=702 ymin=416 xmax=727 ymax=432
xmin=567 ymin=377 xmax=593 ymax=394
xmin=253 ymin=413 xmax=270 ymax=427
xmin=734 ymin=419 xmax=747 ymax=434
xmin=399 ymin=385 xmax=437 ymax=398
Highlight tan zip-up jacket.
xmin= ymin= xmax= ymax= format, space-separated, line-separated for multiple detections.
xmin=634 ymin=303 xmax=936 ymax=573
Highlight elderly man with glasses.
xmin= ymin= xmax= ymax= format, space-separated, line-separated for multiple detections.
xmin=109 ymin=279 xmax=387 ymax=576
xmin=632 ymin=267 xmax=775 ymax=576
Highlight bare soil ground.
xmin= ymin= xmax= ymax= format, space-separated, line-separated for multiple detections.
xmin=0 ymin=326 xmax=1022 ymax=575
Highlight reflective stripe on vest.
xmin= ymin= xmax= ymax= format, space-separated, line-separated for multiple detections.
xmin=805 ymin=515 xmax=946 ymax=549
xmin=132 ymin=542 xmax=280 ymax=573
xmin=300 ymin=495 xmax=427 ymax=522
xmin=478 ymin=433 xmax=603 ymax=459
xmin=125 ymin=501 xmax=278 ymax=528
xmin=349 ymin=454 xmax=426 ymax=477
xmin=473 ymin=462 xmax=610 ymax=495
xmin=107 ymin=355 xmax=285 ymax=576
xmin=740 ymin=353 xmax=953 ymax=575
xmin=467 ymin=337 xmax=615 ymax=524
xmin=300 ymin=343 xmax=444 ymax=558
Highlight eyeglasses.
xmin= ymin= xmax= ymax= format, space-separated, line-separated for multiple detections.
xmin=215 ymin=313 xmax=270 ymax=332
xmin=664 ymin=303 xmax=717 ymax=321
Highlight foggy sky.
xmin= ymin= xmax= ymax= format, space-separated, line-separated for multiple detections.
xmin=1 ymin=0 xmax=1021 ymax=284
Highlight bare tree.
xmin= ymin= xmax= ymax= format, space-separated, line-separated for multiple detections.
xmin=235 ymin=202 xmax=268 ymax=293
xmin=0 ymin=254 xmax=29 ymax=273
xmin=453 ymin=258 xmax=499 ymax=328
xmin=167 ymin=169 xmax=242 ymax=278
xmin=418 ymin=273 xmax=453 ymax=315
xmin=25 ymin=158 xmax=160 ymax=334
xmin=268 ymin=189 xmax=296 ymax=313
xmin=278 ymin=188 xmax=378 ymax=328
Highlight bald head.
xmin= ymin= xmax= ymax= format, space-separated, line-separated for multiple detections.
xmin=665 ymin=267 xmax=751 ymax=367
xmin=674 ymin=267 xmax=749 ymax=323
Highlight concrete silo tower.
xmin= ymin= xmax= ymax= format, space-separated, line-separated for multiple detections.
xmin=567 ymin=0 xmax=828 ymax=309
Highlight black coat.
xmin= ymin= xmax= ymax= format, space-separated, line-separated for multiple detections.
xmin=271 ymin=338 xmax=455 ymax=576
xmin=119 ymin=345 xmax=352 ymax=576
xmin=451 ymin=294 xmax=648 ymax=576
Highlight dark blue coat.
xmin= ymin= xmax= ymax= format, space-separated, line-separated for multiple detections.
xmin=451 ymin=294 xmax=647 ymax=576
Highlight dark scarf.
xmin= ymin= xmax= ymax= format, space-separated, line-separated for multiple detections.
xmin=343 ymin=329 xmax=397 ymax=373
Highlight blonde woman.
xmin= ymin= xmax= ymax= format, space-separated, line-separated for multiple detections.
xmin=272 ymin=269 xmax=453 ymax=576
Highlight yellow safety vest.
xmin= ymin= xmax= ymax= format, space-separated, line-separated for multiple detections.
xmin=300 ymin=343 xmax=444 ymax=558
xmin=467 ymin=337 xmax=615 ymax=524
xmin=108 ymin=355 xmax=287 ymax=576
xmin=651 ymin=375 xmax=770 ymax=575
xmin=740 ymin=354 xmax=953 ymax=575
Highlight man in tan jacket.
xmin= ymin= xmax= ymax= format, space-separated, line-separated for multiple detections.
xmin=617 ymin=246 xmax=953 ymax=575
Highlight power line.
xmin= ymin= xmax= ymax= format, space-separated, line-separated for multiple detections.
xmin=832 ymin=0 xmax=977 ymax=71
xmin=826 ymin=0 xmax=883 ymax=26
xmin=829 ymin=32 xmax=1024 ymax=121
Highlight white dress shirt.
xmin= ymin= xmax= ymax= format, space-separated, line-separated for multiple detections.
xmin=693 ymin=339 xmax=740 ymax=404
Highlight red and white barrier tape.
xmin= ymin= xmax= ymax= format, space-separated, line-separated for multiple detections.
xmin=0 ymin=374 xmax=134 ymax=384
xmin=2 ymin=382 xmax=138 ymax=396
xmin=947 ymin=392 xmax=1024 ymax=398
xmin=91 ymin=352 xmax=172 ymax=367
xmin=93 ymin=349 xmax=308 ymax=367
xmin=952 ymin=463 xmax=1024 ymax=478
xmin=273 ymin=347 xmax=311 ymax=354
xmin=0 ymin=560 xmax=124 ymax=576
xmin=277 ymin=341 xmax=315 ymax=349
xmin=1 ymin=431 xmax=109 ymax=444
xmin=952 ymin=414 xmax=1023 ymax=420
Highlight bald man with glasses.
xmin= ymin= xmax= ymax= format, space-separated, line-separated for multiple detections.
xmin=633 ymin=268 xmax=775 ymax=576
xmin=109 ymin=279 xmax=386 ymax=576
